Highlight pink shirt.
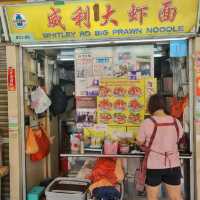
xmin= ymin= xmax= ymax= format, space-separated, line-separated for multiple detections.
xmin=138 ymin=115 xmax=183 ymax=169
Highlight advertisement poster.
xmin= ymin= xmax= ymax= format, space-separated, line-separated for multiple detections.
xmin=97 ymin=79 xmax=145 ymax=126
xmin=76 ymin=96 xmax=97 ymax=109
xmin=113 ymin=45 xmax=154 ymax=79
xmin=75 ymin=48 xmax=93 ymax=78
xmin=76 ymin=108 xmax=96 ymax=128
xmin=113 ymin=47 xmax=135 ymax=78
xmin=92 ymin=47 xmax=113 ymax=77
xmin=75 ymin=77 xmax=100 ymax=96
xmin=132 ymin=45 xmax=154 ymax=79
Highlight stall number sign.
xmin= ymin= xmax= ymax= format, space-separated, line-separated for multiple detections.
xmin=7 ymin=67 xmax=16 ymax=91
xmin=170 ymin=40 xmax=187 ymax=57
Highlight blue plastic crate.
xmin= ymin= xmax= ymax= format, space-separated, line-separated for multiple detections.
xmin=27 ymin=186 xmax=45 ymax=200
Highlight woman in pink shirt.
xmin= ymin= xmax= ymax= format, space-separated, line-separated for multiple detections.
xmin=137 ymin=94 xmax=183 ymax=200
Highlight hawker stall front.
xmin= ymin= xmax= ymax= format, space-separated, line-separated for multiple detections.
xmin=3 ymin=0 xmax=199 ymax=200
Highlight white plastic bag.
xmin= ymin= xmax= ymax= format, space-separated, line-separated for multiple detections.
xmin=31 ymin=86 xmax=51 ymax=114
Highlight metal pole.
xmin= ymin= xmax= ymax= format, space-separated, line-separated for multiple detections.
xmin=189 ymin=39 xmax=195 ymax=200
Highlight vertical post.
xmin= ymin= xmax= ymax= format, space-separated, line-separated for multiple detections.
xmin=44 ymin=56 xmax=51 ymax=177
xmin=189 ymin=39 xmax=195 ymax=200
xmin=19 ymin=47 xmax=26 ymax=200
xmin=7 ymin=45 xmax=23 ymax=200
xmin=192 ymin=37 xmax=200 ymax=200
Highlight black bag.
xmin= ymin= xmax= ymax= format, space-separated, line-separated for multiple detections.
xmin=49 ymin=85 xmax=68 ymax=116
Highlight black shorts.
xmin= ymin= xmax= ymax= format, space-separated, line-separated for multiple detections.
xmin=146 ymin=167 xmax=182 ymax=186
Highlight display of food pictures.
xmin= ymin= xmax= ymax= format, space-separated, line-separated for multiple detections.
xmin=113 ymin=99 xmax=126 ymax=111
xmin=128 ymin=99 xmax=143 ymax=112
xmin=97 ymin=79 xmax=145 ymax=126
xmin=127 ymin=113 xmax=142 ymax=124
xmin=99 ymin=112 xmax=112 ymax=124
xmin=98 ymin=99 xmax=112 ymax=111
xmin=113 ymin=87 xmax=126 ymax=97
xmin=99 ymin=85 xmax=112 ymax=97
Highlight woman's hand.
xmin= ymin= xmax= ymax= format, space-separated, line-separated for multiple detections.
xmin=132 ymin=138 xmax=144 ymax=146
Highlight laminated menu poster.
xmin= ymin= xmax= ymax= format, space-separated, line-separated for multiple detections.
xmin=75 ymin=48 xmax=93 ymax=78
xmin=92 ymin=47 xmax=113 ymax=77
xmin=75 ymin=77 xmax=100 ymax=96
xmin=97 ymin=79 xmax=145 ymax=126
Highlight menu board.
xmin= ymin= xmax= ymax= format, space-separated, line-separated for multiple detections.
xmin=97 ymin=79 xmax=145 ymax=126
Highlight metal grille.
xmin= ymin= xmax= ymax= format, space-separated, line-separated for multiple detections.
xmin=0 ymin=44 xmax=9 ymax=200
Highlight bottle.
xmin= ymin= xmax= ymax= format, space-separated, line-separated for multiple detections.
xmin=80 ymin=138 xmax=84 ymax=154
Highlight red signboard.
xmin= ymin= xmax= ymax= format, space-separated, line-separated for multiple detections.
xmin=7 ymin=67 xmax=16 ymax=91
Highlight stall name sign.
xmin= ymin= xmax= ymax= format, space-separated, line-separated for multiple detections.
xmin=5 ymin=0 xmax=198 ymax=43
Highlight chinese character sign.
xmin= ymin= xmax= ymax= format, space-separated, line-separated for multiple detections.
xmin=128 ymin=4 xmax=148 ymax=25
xmin=8 ymin=67 xmax=16 ymax=91
xmin=159 ymin=0 xmax=177 ymax=22
xmin=48 ymin=7 xmax=65 ymax=31
xmin=5 ymin=0 xmax=198 ymax=43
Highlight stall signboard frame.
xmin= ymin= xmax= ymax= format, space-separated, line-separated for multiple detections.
xmin=4 ymin=0 xmax=199 ymax=44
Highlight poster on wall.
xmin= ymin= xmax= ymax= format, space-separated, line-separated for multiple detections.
xmin=113 ymin=47 xmax=135 ymax=78
xmin=113 ymin=45 xmax=154 ymax=79
xmin=76 ymin=108 xmax=96 ymax=128
xmin=76 ymin=96 xmax=97 ymax=109
xmin=75 ymin=48 xmax=93 ymax=78
xmin=132 ymin=45 xmax=154 ymax=79
xmin=75 ymin=77 xmax=100 ymax=96
xmin=97 ymin=79 xmax=145 ymax=126
xmin=92 ymin=47 xmax=113 ymax=77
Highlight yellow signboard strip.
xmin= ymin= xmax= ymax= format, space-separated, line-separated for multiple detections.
xmin=5 ymin=0 xmax=199 ymax=43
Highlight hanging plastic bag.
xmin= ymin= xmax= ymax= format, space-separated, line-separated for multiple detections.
xmin=26 ymin=127 xmax=39 ymax=154
xmin=134 ymin=157 xmax=148 ymax=192
xmin=171 ymin=87 xmax=188 ymax=119
xmin=31 ymin=86 xmax=51 ymax=114
xmin=30 ymin=127 xmax=50 ymax=161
